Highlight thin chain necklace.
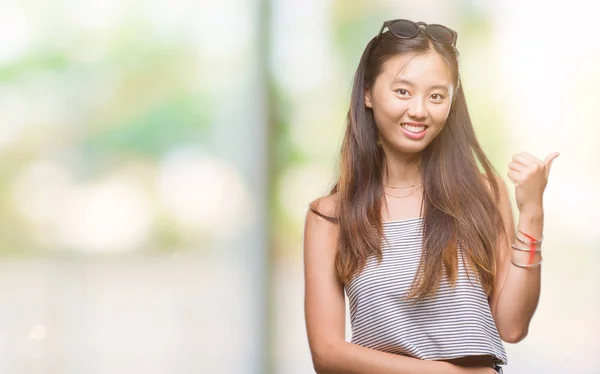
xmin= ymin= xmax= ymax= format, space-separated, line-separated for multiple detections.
xmin=384 ymin=185 xmax=423 ymax=198
xmin=384 ymin=182 xmax=422 ymax=189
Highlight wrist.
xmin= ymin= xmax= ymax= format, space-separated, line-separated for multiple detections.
xmin=517 ymin=206 xmax=544 ymax=239
xmin=519 ymin=203 xmax=544 ymax=218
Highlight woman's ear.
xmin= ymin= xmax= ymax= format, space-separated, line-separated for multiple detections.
xmin=364 ymin=90 xmax=373 ymax=108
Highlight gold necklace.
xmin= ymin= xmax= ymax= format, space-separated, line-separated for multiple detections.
xmin=384 ymin=185 xmax=423 ymax=198
xmin=384 ymin=182 xmax=423 ymax=189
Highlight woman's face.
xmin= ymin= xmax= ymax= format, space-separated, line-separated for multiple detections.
xmin=365 ymin=51 xmax=455 ymax=157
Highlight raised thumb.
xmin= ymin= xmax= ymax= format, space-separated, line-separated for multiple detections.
xmin=544 ymin=152 xmax=560 ymax=171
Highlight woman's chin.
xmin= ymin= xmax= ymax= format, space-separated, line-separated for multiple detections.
xmin=385 ymin=143 xmax=428 ymax=156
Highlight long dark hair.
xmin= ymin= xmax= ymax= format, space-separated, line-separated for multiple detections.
xmin=310 ymin=29 xmax=506 ymax=300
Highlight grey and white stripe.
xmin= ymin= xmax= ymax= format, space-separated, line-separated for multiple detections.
xmin=345 ymin=217 xmax=507 ymax=365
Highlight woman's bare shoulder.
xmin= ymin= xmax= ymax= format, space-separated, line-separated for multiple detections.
xmin=308 ymin=194 xmax=338 ymax=220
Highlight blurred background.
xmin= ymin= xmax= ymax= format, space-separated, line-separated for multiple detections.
xmin=0 ymin=0 xmax=598 ymax=373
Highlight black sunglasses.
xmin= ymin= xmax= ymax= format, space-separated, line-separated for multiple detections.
xmin=377 ymin=19 xmax=458 ymax=46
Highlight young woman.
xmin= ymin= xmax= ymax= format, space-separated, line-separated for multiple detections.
xmin=303 ymin=19 xmax=558 ymax=374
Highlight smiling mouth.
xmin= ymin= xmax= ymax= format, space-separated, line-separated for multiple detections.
xmin=400 ymin=123 xmax=428 ymax=133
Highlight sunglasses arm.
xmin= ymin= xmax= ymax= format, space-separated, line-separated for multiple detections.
xmin=376 ymin=22 xmax=388 ymax=39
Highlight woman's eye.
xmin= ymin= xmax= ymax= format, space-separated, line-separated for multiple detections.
xmin=431 ymin=93 xmax=445 ymax=101
xmin=396 ymin=89 xmax=409 ymax=96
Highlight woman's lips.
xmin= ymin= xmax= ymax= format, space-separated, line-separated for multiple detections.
xmin=400 ymin=123 xmax=428 ymax=140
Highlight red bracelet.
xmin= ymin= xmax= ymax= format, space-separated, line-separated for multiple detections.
xmin=518 ymin=229 xmax=540 ymax=265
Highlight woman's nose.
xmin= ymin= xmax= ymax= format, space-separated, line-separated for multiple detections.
xmin=407 ymin=98 xmax=427 ymax=119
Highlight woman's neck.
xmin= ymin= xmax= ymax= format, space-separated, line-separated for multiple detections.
xmin=382 ymin=155 xmax=422 ymax=187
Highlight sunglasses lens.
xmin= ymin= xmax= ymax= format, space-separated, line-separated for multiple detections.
xmin=389 ymin=20 xmax=419 ymax=38
xmin=427 ymin=25 xmax=455 ymax=44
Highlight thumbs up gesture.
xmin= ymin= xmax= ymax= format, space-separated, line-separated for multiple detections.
xmin=507 ymin=152 xmax=560 ymax=213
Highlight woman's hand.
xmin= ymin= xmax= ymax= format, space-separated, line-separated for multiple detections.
xmin=507 ymin=151 xmax=559 ymax=213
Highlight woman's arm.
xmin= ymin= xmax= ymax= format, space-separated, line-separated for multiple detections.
xmin=489 ymin=152 xmax=559 ymax=343
xmin=304 ymin=196 xmax=496 ymax=374
xmin=488 ymin=178 xmax=542 ymax=342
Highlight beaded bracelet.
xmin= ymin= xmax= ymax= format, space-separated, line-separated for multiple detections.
xmin=511 ymin=258 xmax=543 ymax=269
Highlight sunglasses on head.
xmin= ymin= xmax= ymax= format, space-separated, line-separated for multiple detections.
xmin=377 ymin=19 xmax=458 ymax=46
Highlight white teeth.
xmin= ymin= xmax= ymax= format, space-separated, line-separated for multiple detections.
xmin=401 ymin=124 xmax=427 ymax=133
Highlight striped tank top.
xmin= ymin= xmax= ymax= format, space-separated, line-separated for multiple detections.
xmin=345 ymin=217 xmax=507 ymax=365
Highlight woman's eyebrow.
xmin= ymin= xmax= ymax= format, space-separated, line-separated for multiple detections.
xmin=391 ymin=78 xmax=450 ymax=92
xmin=391 ymin=78 xmax=415 ymax=86
xmin=429 ymin=85 xmax=450 ymax=92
